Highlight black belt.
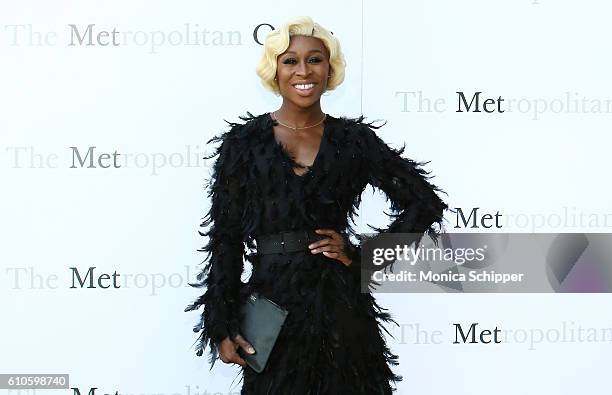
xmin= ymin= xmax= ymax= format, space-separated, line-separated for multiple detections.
xmin=255 ymin=230 xmax=327 ymax=255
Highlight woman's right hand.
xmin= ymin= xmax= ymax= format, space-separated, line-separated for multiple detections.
xmin=218 ymin=334 xmax=256 ymax=367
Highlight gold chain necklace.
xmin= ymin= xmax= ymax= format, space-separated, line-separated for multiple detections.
xmin=272 ymin=111 xmax=327 ymax=132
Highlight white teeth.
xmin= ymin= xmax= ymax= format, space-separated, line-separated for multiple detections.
xmin=294 ymin=83 xmax=315 ymax=90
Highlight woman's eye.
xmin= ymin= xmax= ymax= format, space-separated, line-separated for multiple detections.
xmin=282 ymin=57 xmax=322 ymax=65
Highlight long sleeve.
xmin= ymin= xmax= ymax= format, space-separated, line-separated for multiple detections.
xmin=184 ymin=129 xmax=247 ymax=369
xmin=345 ymin=123 xmax=448 ymax=287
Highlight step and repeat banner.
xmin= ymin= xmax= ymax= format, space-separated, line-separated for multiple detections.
xmin=1 ymin=1 xmax=611 ymax=394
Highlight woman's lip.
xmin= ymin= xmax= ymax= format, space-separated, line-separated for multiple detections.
xmin=293 ymin=84 xmax=317 ymax=96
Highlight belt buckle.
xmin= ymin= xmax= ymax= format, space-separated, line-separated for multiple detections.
xmin=279 ymin=231 xmax=291 ymax=254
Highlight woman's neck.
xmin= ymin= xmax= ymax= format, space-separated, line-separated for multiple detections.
xmin=274 ymin=103 xmax=326 ymax=128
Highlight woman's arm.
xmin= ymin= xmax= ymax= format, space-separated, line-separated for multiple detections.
xmin=184 ymin=129 xmax=247 ymax=368
xmin=346 ymin=122 xmax=448 ymax=286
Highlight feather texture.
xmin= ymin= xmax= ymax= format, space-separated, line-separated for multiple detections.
xmin=185 ymin=111 xmax=447 ymax=393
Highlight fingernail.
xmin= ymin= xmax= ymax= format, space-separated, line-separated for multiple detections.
xmin=248 ymin=347 xmax=255 ymax=354
xmin=308 ymin=244 xmax=314 ymax=248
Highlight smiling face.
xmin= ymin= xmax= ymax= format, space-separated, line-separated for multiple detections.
xmin=275 ymin=35 xmax=332 ymax=108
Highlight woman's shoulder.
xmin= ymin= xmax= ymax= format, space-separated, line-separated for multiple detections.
xmin=225 ymin=111 xmax=273 ymax=134
xmin=205 ymin=111 xmax=273 ymax=149
xmin=202 ymin=111 xmax=271 ymax=164
xmin=331 ymin=113 xmax=388 ymax=144
xmin=334 ymin=113 xmax=386 ymax=127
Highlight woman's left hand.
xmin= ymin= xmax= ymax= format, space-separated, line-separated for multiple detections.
xmin=309 ymin=229 xmax=352 ymax=267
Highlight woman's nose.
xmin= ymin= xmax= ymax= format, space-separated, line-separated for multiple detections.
xmin=295 ymin=61 xmax=309 ymax=76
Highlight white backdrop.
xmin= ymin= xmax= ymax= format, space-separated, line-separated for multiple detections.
xmin=1 ymin=1 xmax=611 ymax=394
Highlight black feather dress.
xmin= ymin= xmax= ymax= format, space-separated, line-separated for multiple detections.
xmin=185 ymin=111 xmax=447 ymax=394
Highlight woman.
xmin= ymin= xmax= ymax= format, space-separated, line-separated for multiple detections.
xmin=185 ymin=16 xmax=447 ymax=394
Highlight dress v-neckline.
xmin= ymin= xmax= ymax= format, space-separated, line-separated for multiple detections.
xmin=267 ymin=112 xmax=329 ymax=179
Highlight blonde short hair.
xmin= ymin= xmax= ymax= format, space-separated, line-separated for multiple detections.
xmin=256 ymin=16 xmax=346 ymax=96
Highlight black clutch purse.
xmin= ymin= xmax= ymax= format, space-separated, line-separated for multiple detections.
xmin=237 ymin=292 xmax=289 ymax=373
